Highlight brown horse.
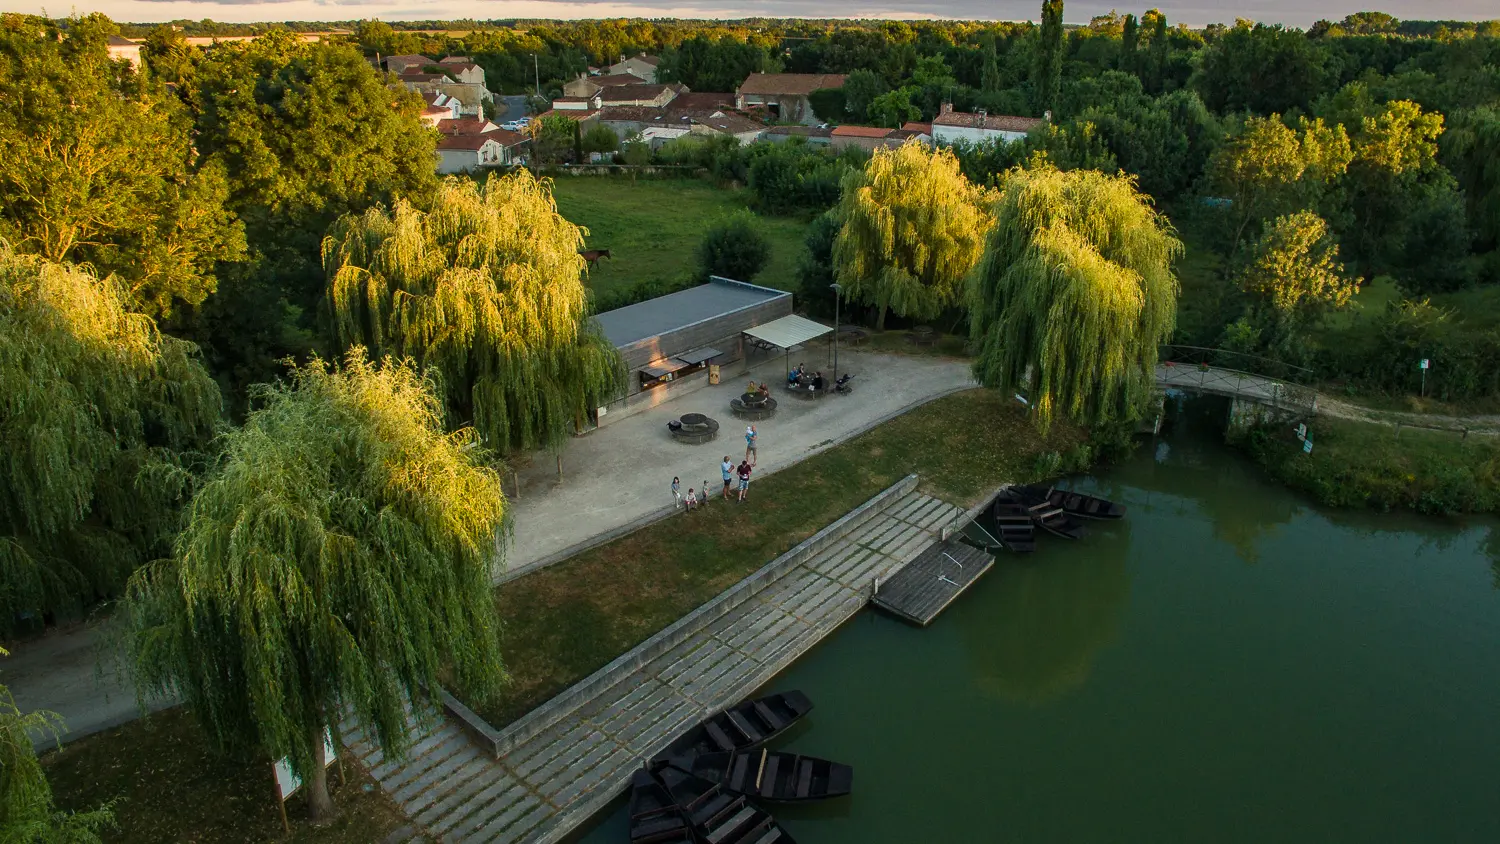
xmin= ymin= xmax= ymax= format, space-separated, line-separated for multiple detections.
xmin=579 ymin=249 xmax=612 ymax=267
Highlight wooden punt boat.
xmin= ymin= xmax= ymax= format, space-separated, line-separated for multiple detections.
xmin=628 ymin=768 xmax=693 ymax=843
xmin=655 ymin=765 xmax=798 ymax=844
xmin=987 ymin=496 xmax=1037 ymax=553
xmin=1007 ymin=488 xmax=1086 ymax=540
xmin=656 ymin=691 xmax=813 ymax=761
xmin=677 ymin=749 xmax=853 ymax=802
xmin=1021 ymin=485 xmax=1125 ymax=520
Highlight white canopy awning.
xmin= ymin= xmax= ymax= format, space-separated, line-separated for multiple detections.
xmin=742 ymin=315 xmax=833 ymax=350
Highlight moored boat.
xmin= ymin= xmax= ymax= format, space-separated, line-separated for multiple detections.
xmin=655 ymin=765 xmax=798 ymax=844
xmin=987 ymin=496 xmax=1037 ymax=553
xmin=628 ymin=768 xmax=693 ymax=843
xmin=1007 ymin=487 xmax=1086 ymax=540
xmin=655 ymin=690 xmax=813 ymax=761
xmin=1021 ymin=484 xmax=1125 ymax=520
xmin=678 ymin=749 xmax=853 ymax=802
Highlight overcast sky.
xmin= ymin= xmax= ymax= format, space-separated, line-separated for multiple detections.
xmin=5 ymin=1 xmax=1495 ymax=30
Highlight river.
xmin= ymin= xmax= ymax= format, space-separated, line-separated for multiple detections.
xmin=572 ymin=397 xmax=1500 ymax=842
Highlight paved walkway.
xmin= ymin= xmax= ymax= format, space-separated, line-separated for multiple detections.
xmin=347 ymin=487 xmax=961 ymax=843
xmin=503 ymin=349 xmax=973 ymax=577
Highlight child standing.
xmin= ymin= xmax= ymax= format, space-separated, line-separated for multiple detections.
xmin=745 ymin=425 xmax=758 ymax=467
xmin=671 ymin=476 xmax=682 ymax=508
xmin=721 ymin=456 xmax=734 ymax=500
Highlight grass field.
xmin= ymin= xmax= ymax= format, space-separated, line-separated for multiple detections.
xmin=549 ymin=177 xmax=811 ymax=298
xmin=478 ymin=389 xmax=1083 ymax=727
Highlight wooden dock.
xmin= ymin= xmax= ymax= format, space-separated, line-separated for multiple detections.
xmin=871 ymin=540 xmax=993 ymax=626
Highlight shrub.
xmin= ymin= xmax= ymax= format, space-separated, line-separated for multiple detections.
xmin=696 ymin=210 xmax=770 ymax=282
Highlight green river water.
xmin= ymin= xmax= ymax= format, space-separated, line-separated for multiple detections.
xmin=573 ymin=399 xmax=1500 ymax=842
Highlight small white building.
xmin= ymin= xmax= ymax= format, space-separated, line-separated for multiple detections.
xmin=438 ymin=57 xmax=486 ymax=87
xmin=931 ymin=103 xmax=1046 ymax=146
xmin=606 ymin=53 xmax=661 ymax=84
xmin=420 ymin=92 xmax=461 ymax=127
xmin=106 ymin=35 xmax=141 ymax=69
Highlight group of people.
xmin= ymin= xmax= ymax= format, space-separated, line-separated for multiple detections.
xmin=672 ymin=425 xmax=759 ymax=511
xmin=785 ymin=363 xmax=826 ymax=392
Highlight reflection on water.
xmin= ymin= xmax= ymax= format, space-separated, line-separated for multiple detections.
xmin=574 ymin=395 xmax=1500 ymax=844
xmin=959 ymin=551 xmax=1130 ymax=705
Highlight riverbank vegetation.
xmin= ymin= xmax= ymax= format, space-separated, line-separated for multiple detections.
xmin=1242 ymin=418 xmax=1500 ymax=515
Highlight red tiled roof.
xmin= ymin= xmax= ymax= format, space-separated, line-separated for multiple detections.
xmin=386 ymin=54 xmax=432 ymax=67
xmin=439 ymin=56 xmax=471 ymax=64
xmin=932 ymin=111 xmax=1045 ymax=132
xmin=441 ymin=62 xmax=480 ymax=74
xmin=423 ymin=105 xmax=450 ymax=116
xmin=592 ymin=73 xmax=649 ymax=87
xmin=400 ymin=72 xmax=452 ymax=83
xmin=598 ymin=84 xmax=674 ymax=103
xmin=831 ymin=125 xmax=893 ymax=138
xmin=438 ymin=117 xmax=497 ymax=135
xmin=670 ymin=92 xmax=735 ymax=111
xmin=436 ymin=133 xmax=498 ymax=151
xmin=737 ymin=73 xmax=847 ymax=96
xmin=485 ymin=128 xmax=528 ymax=148
xmin=901 ymin=121 xmax=933 ymax=134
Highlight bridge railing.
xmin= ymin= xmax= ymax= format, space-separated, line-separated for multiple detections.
xmin=1156 ymin=347 xmax=1318 ymax=413
xmin=1158 ymin=345 xmax=1314 ymax=385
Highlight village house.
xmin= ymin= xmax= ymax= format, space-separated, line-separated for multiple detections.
xmin=435 ymin=129 xmax=527 ymax=173
xmin=419 ymin=92 xmax=462 ymax=127
xmin=563 ymin=72 xmax=652 ymax=98
xmin=931 ymin=103 xmax=1046 ymax=145
xmin=598 ymin=84 xmax=684 ymax=108
xmin=437 ymin=56 xmax=486 ymax=87
xmin=735 ymin=73 xmax=846 ymax=126
xmin=605 ymin=53 xmax=661 ymax=84
xmin=106 ymin=35 xmax=141 ymax=68
xmin=384 ymin=54 xmax=434 ymax=75
xmin=597 ymin=92 xmax=764 ymax=147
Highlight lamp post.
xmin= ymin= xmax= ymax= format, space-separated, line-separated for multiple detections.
xmin=830 ymin=282 xmax=842 ymax=388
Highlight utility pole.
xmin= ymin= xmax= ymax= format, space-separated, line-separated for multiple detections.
xmin=534 ymin=54 xmax=541 ymax=99
xmin=830 ymin=282 xmax=842 ymax=387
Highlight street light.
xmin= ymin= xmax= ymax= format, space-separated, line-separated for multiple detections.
xmin=830 ymin=282 xmax=842 ymax=388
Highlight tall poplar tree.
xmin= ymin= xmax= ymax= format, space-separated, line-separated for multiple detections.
xmin=324 ymin=172 xmax=622 ymax=455
xmin=969 ymin=166 xmax=1180 ymax=430
xmin=1035 ymin=0 xmax=1066 ymax=114
xmin=125 ymin=353 xmax=508 ymax=821
xmin=0 ymin=244 xmax=219 ymax=631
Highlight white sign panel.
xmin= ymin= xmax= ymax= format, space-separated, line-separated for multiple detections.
xmin=1420 ymin=359 xmax=1430 ymax=370
xmin=1296 ymin=423 xmax=1307 ymax=441
xmin=1303 ymin=438 xmax=1314 ymax=454
xmin=274 ymin=728 xmax=336 ymax=801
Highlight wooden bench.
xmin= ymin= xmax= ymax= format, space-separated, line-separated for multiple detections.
xmin=759 ymin=753 xmax=780 ymax=798
xmin=795 ymin=758 xmax=815 ymax=797
xmin=752 ymin=701 xmax=784 ymax=731
xmin=705 ymin=720 xmax=737 ymax=752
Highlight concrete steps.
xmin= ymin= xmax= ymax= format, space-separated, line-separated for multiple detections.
xmin=349 ymin=487 xmax=959 ymax=842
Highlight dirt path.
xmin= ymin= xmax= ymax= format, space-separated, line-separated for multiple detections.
xmin=1315 ymin=396 xmax=1500 ymax=436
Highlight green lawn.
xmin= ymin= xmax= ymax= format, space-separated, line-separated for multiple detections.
xmin=549 ymin=177 xmax=810 ymax=297
xmin=479 ymin=389 xmax=1083 ymax=727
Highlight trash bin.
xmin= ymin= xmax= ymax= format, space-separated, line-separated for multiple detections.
xmin=708 ymin=364 xmax=720 ymax=385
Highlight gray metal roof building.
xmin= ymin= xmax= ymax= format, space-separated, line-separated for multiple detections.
xmin=589 ymin=276 xmax=795 ymax=426
xmin=593 ymin=277 xmax=789 ymax=348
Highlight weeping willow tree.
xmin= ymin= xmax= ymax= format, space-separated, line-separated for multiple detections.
xmin=124 ymin=352 xmax=507 ymax=822
xmin=832 ymin=141 xmax=995 ymax=330
xmin=0 ymin=243 xmax=219 ymax=633
xmin=323 ymin=171 xmax=622 ymax=455
xmin=0 ymin=649 xmax=115 ymax=843
xmin=969 ymin=166 xmax=1180 ymax=431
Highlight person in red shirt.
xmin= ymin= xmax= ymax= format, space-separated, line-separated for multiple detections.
xmin=736 ymin=460 xmax=752 ymax=502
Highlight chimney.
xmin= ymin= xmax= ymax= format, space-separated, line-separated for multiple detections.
xmin=939 ymin=101 xmax=953 ymax=116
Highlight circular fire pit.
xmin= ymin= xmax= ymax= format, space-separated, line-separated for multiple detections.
xmin=667 ymin=413 xmax=720 ymax=445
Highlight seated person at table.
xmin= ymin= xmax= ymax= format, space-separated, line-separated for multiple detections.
xmin=786 ymin=368 xmax=800 ymax=386
xmin=757 ymin=382 xmax=770 ymax=398
xmin=812 ymin=372 xmax=825 ymax=391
